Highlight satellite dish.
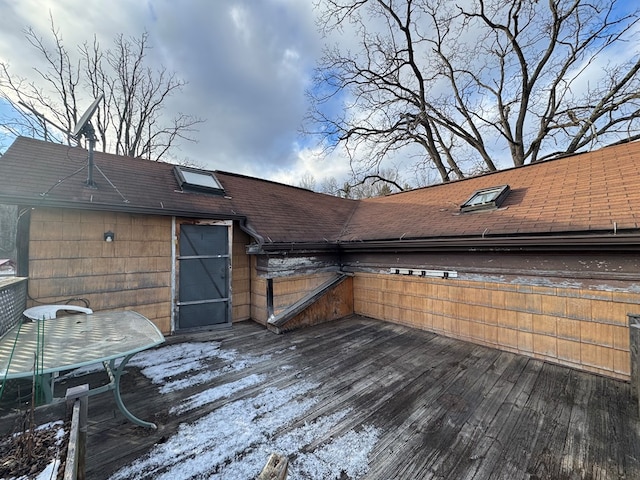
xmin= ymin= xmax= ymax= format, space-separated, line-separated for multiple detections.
xmin=71 ymin=94 xmax=104 ymax=189
xmin=72 ymin=94 xmax=104 ymax=139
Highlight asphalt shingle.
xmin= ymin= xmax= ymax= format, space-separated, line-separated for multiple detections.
xmin=2 ymin=137 xmax=640 ymax=246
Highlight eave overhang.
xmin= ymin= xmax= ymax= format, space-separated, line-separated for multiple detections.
xmin=247 ymin=242 xmax=341 ymax=255
xmin=337 ymin=232 xmax=640 ymax=253
xmin=252 ymin=231 xmax=640 ymax=255
xmin=0 ymin=194 xmax=246 ymax=222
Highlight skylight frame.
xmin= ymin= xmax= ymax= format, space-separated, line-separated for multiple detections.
xmin=460 ymin=184 xmax=510 ymax=213
xmin=174 ymin=166 xmax=225 ymax=195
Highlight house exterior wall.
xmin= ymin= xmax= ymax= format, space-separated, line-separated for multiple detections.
xmin=272 ymin=272 xmax=337 ymax=317
xmin=26 ymin=208 xmax=253 ymax=334
xmin=250 ymin=256 xmax=268 ymax=324
xmin=27 ymin=208 xmax=173 ymax=332
xmin=353 ymin=272 xmax=638 ymax=380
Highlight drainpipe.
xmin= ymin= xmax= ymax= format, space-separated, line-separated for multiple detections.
xmin=267 ymin=278 xmax=274 ymax=323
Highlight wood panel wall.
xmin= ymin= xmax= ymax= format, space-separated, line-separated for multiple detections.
xmin=269 ymin=276 xmax=354 ymax=333
xmin=272 ymin=272 xmax=336 ymax=316
xmin=28 ymin=209 xmax=254 ymax=333
xmin=231 ymin=224 xmax=251 ymax=322
xmin=250 ymin=269 xmax=337 ymax=325
xmin=354 ymin=272 xmax=639 ymax=380
xmin=28 ymin=208 xmax=172 ymax=332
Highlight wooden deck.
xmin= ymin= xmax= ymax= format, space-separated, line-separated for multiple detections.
xmin=3 ymin=315 xmax=640 ymax=479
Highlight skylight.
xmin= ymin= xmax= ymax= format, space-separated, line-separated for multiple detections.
xmin=174 ymin=166 xmax=224 ymax=195
xmin=460 ymin=185 xmax=510 ymax=213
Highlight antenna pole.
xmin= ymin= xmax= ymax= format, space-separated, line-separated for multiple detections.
xmin=84 ymin=122 xmax=97 ymax=189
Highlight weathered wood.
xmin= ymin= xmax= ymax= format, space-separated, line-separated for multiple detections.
xmin=630 ymin=313 xmax=640 ymax=415
xmin=257 ymin=453 xmax=288 ymax=480
xmin=64 ymin=401 xmax=81 ymax=480
xmin=2 ymin=315 xmax=638 ymax=480
xmin=268 ymin=273 xmax=353 ymax=333
xmin=64 ymin=384 xmax=89 ymax=480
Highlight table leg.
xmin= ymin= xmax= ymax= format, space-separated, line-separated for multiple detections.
xmin=108 ymin=356 xmax=157 ymax=429
xmin=38 ymin=373 xmax=54 ymax=404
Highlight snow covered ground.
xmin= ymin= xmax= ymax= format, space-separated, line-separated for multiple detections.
xmin=106 ymin=341 xmax=381 ymax=479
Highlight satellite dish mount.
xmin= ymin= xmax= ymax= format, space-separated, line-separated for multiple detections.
xmin=71 ymin=95 xmax=103 ymax=189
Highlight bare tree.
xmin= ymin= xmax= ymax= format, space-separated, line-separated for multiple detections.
xmin=0 ymin=16 xmax=203 ymax=161
xmin=307 ymin=0 xmax=640 ymax=183
xmin=320 ymin=167 xmax=408 ymax=197
xmin=298 ymin=172 xmax=318 ymax=190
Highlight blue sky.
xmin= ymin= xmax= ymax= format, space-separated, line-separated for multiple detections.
xmin=0 ymin=0 xmax=352 ymax=185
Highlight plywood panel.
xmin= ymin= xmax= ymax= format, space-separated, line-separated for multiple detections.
xmin=271 ymin=277 xmax=353 ymax=333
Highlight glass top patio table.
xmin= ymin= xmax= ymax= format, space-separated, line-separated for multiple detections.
xmin=0 ymin=310 xmax=164 ymax=379
xmin=0 ymin=310 xmax=165 ymax=428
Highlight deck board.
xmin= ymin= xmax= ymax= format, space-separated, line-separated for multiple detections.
xmin=1 ymin=315 xmax=638 ymax=479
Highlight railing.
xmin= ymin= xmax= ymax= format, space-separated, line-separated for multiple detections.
xmin=0 ymin=277 xmax=27 ymax=337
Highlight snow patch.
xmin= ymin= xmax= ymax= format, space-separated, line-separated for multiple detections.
xmin=110 ymin=339 xmax=380 ymax=479
xmin=170 ymin=373 xmax=266 ymax=415
xmin=110 ymin=381 xmax=321 ymax=479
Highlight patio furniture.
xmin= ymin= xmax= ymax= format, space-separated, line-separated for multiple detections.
xmin=23 ymin=304 xmax=93 ymax=321
xmin=0 ymin=310 xmax=165 ymax=428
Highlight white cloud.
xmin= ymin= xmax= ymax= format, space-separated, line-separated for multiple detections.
xmin=0 ymin=0 xmax=341 ymax=183
xmin=269 ymin=141 xmax=353 ymax=187
xmin=229 ymin=5 xmax=252 ymax=44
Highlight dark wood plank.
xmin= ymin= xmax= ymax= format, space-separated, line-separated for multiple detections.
xmin=412 ymin=351 xmax=530 ymax=478
xmin=1 ymin=315 xmax=639 ymax=480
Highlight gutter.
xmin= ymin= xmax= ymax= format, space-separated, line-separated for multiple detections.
xmin=252 ymin=231 xmax=640 ymax=254
xmin=337 ymin=232 xmax=640 ymax=252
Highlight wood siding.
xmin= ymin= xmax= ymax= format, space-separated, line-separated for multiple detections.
xmin=272 ymin=272 xmax=336 ymax=316
xmin=28 ymin=208 xmax=172 ymax=332
xmin=250 ymin=256 xmax=268 ymax=324
xmin=27 ymin=209 xmax=253 ymax=333
xmin=353 ymin=272 xmax=639 ymax=380
xmin=250 ymin=269 xmax=338 ymax=325
xmin=231 ymin=224 xmax=251 ymax=322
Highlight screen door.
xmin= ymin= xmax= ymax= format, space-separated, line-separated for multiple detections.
xmin=177 ymin=224 xmax=231 ymax=330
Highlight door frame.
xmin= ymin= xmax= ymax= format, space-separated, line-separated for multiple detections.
xmin=172 ymin=219 xmax=233 ymax=332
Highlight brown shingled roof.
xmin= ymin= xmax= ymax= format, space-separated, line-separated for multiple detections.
xmin=0 ymin=136 xmax=237 ymax=218
xmin=343 ymin=140 xmax=640 ymax=242
xmin=0 ymin=137 xmax=357 ymax=244
xmin=215 ymin=172 xmax=358 ymax=243
xmin=2 ymin=137 xmax=640 ymax=248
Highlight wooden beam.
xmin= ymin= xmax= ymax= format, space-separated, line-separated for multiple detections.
xmin=256 ymin=453 xmax=288 ymax=480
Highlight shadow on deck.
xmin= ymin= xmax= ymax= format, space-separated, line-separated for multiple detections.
xmin=2 ymin=315 xmax=639 ymax=479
